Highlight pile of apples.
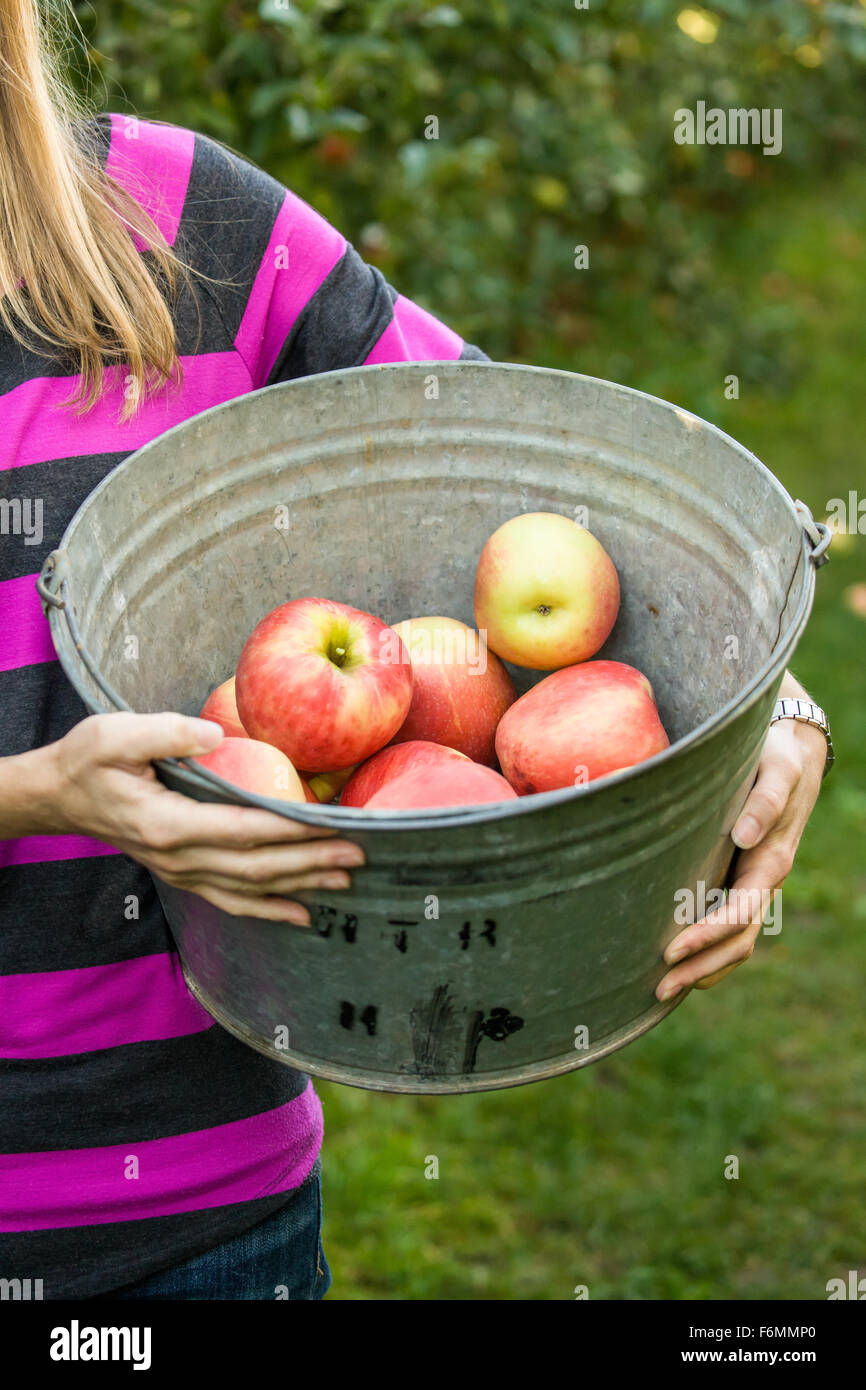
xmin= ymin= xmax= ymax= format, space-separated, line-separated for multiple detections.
xmin=195 ymin=512 xmax=670 ymax=812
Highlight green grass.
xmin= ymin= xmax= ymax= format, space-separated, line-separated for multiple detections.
xmin=318 ymin=166 xmax=866 ymax=1300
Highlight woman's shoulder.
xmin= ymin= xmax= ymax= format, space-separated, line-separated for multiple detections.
xmin=86 ymin=112 xmax=287 ymax=242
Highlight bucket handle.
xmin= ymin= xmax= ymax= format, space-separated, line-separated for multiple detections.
xmin=37 ymin=549 xmax=134 ymax=713
xmin=36 ymin=547 xmax=70 ymax=614
xmin=794 ymin=500 xmax=831 ymax=567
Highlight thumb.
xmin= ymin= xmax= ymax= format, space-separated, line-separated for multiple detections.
xmin=95 ymin=711 xmax=225 ymax=765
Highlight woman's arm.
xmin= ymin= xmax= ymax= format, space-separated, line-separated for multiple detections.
xmin=0 ymin=712 xmax=365 ymax=924
xmin=0 ymin=742 xmax=64 ymax=838
xmin=657 ymin=668 xmax=827 ymax=998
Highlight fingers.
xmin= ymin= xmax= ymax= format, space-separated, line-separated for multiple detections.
xmin=135 ymin=789 xmax=342 ymax=848
xmin=663 ymin=864 xmax=784 ymax=970
xmin=198 ymin=868 xmax=352 ymax=896
xmin=146 ymin=835 xmax=364 ymax=883
xmin=693 ymin=962 xmax=739 ymax=990
xmin=659 ymin=717 xmax=824 ymax=999
xmin=731 ymin=727 xmax=802 ymax=850
xmin=128 ymin=797 xmax=365 ymax=914
xmin=658 ymin=851 xmax=787 ymax=999
xmin=183 ymin=884 xmax=314 ymax=925
xmin=160 ymin=866 xmax=351 ymax=911
xmin=89 ymin=711 xmax=226 ymax=765
xmin=657 ymin=919 xmax=762 ymax=1000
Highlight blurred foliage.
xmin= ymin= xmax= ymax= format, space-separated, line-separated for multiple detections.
xmin=61 ymin=1 xmax=866 ymax=1299
xmin=69 ymin=0 xmax=866 ymax=376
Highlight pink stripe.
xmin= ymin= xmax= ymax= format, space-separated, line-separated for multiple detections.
xmin=0 ymin=952 xmax=214 ymax=1060
xmin=0 ymin=1090 xmax=323 ymax=1231
xmin=235 ymin=189 xmax=346 ymax=387
xmin=0 ymin=835 xmax=121 ymax=870
xmin=0 ymin=352 xmax=252 ymax=473
xmin=365 ymin=293 xmax=465 ymax=364
xmin=0 ymin=573 xmax=55 ymax=671
xmin=105 ymin=114 xmax=195 ymax=250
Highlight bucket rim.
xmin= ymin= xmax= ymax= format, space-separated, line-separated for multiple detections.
xmin=47 ymin=360 xmax=819 ymax=831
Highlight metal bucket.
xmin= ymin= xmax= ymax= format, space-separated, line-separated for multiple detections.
xmin=39 ymin=362 xmax=829 ymax=1093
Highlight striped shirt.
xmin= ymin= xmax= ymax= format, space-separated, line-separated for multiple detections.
xmin=0 ymin=113 xmax=487 ymax=1298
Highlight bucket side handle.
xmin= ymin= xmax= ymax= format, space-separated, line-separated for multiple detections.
xmin=36 ymin=548 xmax=71 ymax=615
xmin=794 ymin=500 xmax=831 ymax=567
xmin=37 ymin=550 xmax=134 ymax=714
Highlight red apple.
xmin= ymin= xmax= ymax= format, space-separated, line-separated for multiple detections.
xmin=474 ymin=511 xmax=620 ymax=669
xmin=341 ymin=740 xmax=471 ymax=807
xmin=495 ymin=660 xmax=670 ymax=793
xmin=307 ymin=766 xmax=356 ymax=803
xmin=199 ymin=676 xmax=248 ymax=739
xmin=389 ymin=616 xmax=516 ymax=766
xmin=235 ymin=598 xmax=414 ymax=773
xmin=193 ymin=736 xmax=308 ymax=802
xmin=364 ymin=760 xmax=518 ymax=811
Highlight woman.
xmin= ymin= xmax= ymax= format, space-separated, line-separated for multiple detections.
xmin=0 ymin=0 xmax=831 ymax=1299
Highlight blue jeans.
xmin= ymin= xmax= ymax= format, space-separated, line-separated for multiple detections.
xmin=103 ymin=1159 xmax=331 ymax=1300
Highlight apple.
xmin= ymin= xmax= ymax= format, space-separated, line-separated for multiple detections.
xmin=473 ymin=511 xmax=620 ymax=669
xmin=495 ymin=660 xmax=670 ymax=793
xmin=388 ymin=616 xmax=516 ymax=766
xmin=192 ymin=736 xmax=308 ymax=802
xmin=364 ymin=760 xmax=518 ymax=811
xmin=199 ymin=676 xmax=248 ymax=739
xmin=300 ymin=777 xmax=320 ymax=804
xmin=235 ymin=597 xmax=414 ymax=772
xmin=341 ymin=740 xmax=471 ymax=808
xmin=307 ymin=766 xmax=356 ymax=803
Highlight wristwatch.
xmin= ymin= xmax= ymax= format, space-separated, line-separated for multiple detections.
xmin=770 ymin=697 xmax=835 ymax=777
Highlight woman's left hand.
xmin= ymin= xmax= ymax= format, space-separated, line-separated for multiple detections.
xmin=656 ymin=675 xmax=828 ymax=1001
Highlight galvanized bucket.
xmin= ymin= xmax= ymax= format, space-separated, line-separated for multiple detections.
xmin=39 ymin=362 xmax=829 ymax=1093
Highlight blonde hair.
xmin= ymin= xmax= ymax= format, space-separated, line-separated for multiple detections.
xmin=0 ymin=0 xmax=191 ymax=421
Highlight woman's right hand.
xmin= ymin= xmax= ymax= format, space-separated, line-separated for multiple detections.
xmin=42 ymin=712 xmax=364 ymax=924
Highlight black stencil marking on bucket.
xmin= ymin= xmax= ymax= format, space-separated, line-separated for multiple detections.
xmin=314 ymin=905 xmax=358 ymax=942
xmin=464 ymin=1007 xmax=525 ymax=1073
xmin=339 ymin=1001 xmax=378 ymax=1035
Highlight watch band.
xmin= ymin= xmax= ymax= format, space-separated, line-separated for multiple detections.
xmin=770 ymin=697 xmax=835 ymax=777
